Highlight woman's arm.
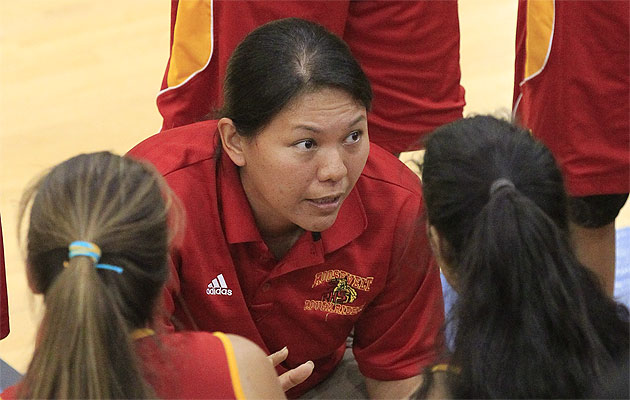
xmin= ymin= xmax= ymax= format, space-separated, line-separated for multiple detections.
xmin=228 ymin=334 xmax=287 ymax=399
xmin=229 ymin=334 xmax=314 ymax=398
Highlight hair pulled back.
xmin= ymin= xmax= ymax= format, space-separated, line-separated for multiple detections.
xmin=218 ymin=17 xmax=372 ymax=137
xmin=420 ymin=115 xmax=629 ymax=398
xmin=18 ymin=151 xmax=176 ymax=399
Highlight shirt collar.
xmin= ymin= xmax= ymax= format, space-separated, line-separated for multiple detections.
xmin=320 ymin=185 xmax=367 ymax=253
xmin=219 ymin=150 xmax=263 ymax=244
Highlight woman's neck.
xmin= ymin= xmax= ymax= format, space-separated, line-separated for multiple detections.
xmin=262 ymin=227 xmax=304 ymax=260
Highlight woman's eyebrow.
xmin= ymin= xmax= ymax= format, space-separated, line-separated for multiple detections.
xmin=293 ymin=115 xmax=366 ymax=133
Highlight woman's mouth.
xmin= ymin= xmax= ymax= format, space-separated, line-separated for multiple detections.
xmin=307 ymin=194 xmax=343 ymax=211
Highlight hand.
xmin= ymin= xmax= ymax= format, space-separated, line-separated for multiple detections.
xmin=267 ymin=346 xmax=314 ymax=392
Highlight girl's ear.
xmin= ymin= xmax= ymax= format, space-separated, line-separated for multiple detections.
xmin=217 ymin=118 xmax=246 ymax=167
xmin=427 ymin=224 xmax=444 ymax=261
xmin=26 ymin=262 xmax=41 ymax=294
xmin=427 ymin=223 xmax=458 ymax=290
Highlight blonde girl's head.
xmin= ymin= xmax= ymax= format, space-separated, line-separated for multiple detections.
xmin=18 ymin=151 xmax=181 ymax=399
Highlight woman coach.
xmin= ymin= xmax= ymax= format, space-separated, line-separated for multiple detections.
xmin=129 ymin=18 xmax=444 ymax=398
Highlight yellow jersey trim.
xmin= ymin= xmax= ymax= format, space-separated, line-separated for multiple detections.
xmin=130 ymin=328 xmax=155 ymax=340
xmin=523 ymin=0 xmax=554 ymax=81
xmin=214 ymin=332 xmax=246 ymax=400
xmin=431 ymin=363 xmax=461 ymax=374
xmin=166 ymin=0 xmax=213 ymax=88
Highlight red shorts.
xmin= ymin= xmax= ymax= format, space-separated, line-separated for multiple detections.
xmin=157 ymin=0 xmax=465 ymax=154
xmin=513 ymin=0 xmax=629 ymax=196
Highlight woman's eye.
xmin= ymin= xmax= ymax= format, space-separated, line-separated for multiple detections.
xmin=295 ymin=139 xmax=316 ymax=150
xmin=344 ymin=130 xmax=362 ymax=144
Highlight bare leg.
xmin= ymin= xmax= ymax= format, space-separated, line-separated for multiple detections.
xmin=570 ymin=221 xmax=616 ymax=297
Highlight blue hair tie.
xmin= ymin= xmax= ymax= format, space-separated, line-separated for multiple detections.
xmin=95 ymin=263 xmax=124 ymax=274
xmin=68 ymin=241 xmax=123 ymax=274
xmin=68 ymin=241 xmax=101 ymax=262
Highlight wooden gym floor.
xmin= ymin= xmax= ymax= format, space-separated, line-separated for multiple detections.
xmin=0 ymin=0 xmax=628 ymax=385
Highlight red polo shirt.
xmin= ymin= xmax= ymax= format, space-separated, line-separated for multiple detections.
xmin=128 ymin=120 xmax=444 ymax=396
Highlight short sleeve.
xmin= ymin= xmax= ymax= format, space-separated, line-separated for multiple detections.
xmin=352 ymin=198 xmax=445 ymax=380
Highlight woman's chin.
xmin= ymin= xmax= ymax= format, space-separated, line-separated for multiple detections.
xmin=297 ymin=213 xmax=339 ymax=234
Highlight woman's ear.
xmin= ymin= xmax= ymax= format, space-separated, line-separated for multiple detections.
xmin=217 ymin=117 xmax=246 ymax=166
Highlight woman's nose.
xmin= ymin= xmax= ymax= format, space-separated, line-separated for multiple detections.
xmin=317 ymin=147 xmax=347 ymax=182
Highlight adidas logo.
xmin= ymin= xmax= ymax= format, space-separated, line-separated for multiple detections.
xmin=206 ymin=273 xmax=233 ymax=296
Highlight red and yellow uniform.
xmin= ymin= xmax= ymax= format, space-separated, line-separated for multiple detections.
xmin=0 ymin=216 xmax=8 ymax=340
xmin=513 ymin=0 xmax=629 ymax=196
xmin=0 ymin=330 xmax=243 ymax=399
xmin=157 ymin=0 xmax=465 ymax=154
xmin=134 ymin=330 xmax=243 ymax=399
xmin=128 ymin=120 xmax=445 ymax=397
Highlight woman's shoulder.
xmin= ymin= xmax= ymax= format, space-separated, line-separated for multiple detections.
xmin=147 ymin=330 xmax=230 ymax=350
xmin=136 ymin=331 xmax=250 ymax=399
xmin=361 ymin=143 xmax=422 ymax=196
xmin=146 ymin=331 xmax=266 ymax=363
xmin=127 ymin=120 xmax=220 ymax=176
xmin=156 ymin=332 xmax=285 ymax=399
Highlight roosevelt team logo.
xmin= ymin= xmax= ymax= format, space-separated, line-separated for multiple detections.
xmin=206 ymin=273 xmax=233 ymax=296
xmin=304 ymin=269 xmax=374 ymax=316
xmin=321 ymin=277 xmax=357 ymax=304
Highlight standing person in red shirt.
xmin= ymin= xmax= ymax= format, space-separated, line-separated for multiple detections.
xmin=0 ymin=152 xmax=288 ymax=399
xmin=513 ymin=0 xmax=629 ymax=296
xmin=0 ymin=216 xmax=8 ymax=340
xmin=157 ymin=0 xmax=465 ymax=154
xmin=129 ymin=18 xmax=444 ymax=398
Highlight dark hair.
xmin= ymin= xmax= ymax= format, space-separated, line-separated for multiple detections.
xmin=18 ymin=152 xmax=180 ymax=398
xmin=217 ymin=17 xmax=372 ymax=137
xmin=419 ymin=115 xmax=630 ymax=398
xmin=588 ymin=352 xmax=630 ymax=399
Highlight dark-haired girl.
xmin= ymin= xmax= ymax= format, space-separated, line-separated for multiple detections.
xmin=418 ymin=115 xmax=629 ymax=398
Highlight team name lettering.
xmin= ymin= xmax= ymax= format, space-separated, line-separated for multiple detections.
xmin=304 ymin=300 xmax=364 ymax=316
xmin=312 ymin=269 xmax=374 ymax=291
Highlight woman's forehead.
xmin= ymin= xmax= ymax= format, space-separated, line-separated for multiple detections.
xmin=283 ymin=88 xmax=366 ymax=119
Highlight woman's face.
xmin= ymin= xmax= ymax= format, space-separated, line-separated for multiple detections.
xmin=239 ymin=87 xmax=369 ymax=238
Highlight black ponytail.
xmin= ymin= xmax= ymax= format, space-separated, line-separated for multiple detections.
xmin=420 ymin=115 xmax=629 ymax=398
xmin=454 ymin=189 xmax=623 ymax=398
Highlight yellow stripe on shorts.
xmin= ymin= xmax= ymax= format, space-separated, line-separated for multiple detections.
xmin=167 ymin=0 xmax=213 ymax=88
xmin=524 ymin=0 xmax=554 ymax=81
